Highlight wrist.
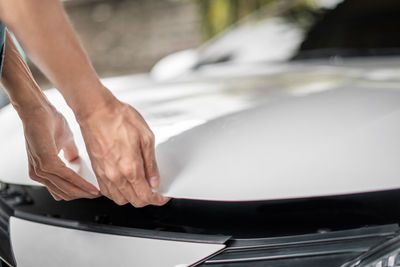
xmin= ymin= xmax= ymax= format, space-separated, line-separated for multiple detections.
xmin=16 ymin=99 xmax=56 ymax=122
xmin=10 ymin=85 xmax=55 ymax=121
xmin=72 ymin=85 xmax=118 ymax=124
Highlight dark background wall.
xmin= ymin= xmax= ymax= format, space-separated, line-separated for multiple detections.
xmin=30 ymin=0 xmax=203 ymax=88
xmin=28 ymin=0 xmax=275 ymax=88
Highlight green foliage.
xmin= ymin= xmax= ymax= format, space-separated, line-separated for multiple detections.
xmin=198 ymin=0 xmax=275 ymax=39
xmin=197 ymin=0 xmax=323 ymax=40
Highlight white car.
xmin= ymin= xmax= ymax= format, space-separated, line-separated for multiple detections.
xmin=2 ymin=0 xmax=400 ymax=266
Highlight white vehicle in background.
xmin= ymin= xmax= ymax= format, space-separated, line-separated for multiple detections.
xmin=2 ymin=0 xmax=400 ymax=266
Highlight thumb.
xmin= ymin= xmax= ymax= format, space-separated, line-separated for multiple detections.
xmin=62 ymin=137 xmax=79 ymax=162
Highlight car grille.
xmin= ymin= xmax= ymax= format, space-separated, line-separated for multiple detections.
xmin=2 ymin=184 xmax=400 ymax=267
xmin=0 ymin=188 xmax=15 ymax=267
xmin=196 ymin=225 xmax=399 ymax=267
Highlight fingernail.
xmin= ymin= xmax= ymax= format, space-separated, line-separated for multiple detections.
xmin=150 ymin=176 xmax=159 ymax=188
xmin=91 ymin=190 xmax=99 ymax=195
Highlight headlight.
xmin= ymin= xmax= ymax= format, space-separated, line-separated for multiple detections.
xmin=343 ymin=235 xmax=400 ymax=267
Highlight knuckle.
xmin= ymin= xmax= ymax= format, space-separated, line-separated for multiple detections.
xmin=49 ymin=191 xmax=61 ymax=201
xmin=29 ymin=172 xmax=39 ymax=181
xmin=116 ymin=178 xmax=127 ymax=188
xmin=99 ymin=188 xmax=110 ymax=197
xmin=28 ymin=167 xmax=36 ymax=177
xmin=148 ymin=130 xmax=155 ymax=140
xmin=105 ymin=167 xmax=123 ymax=185
xmin=137 ymin=191 xmax=151 ymax=203
xmin=35 ymin=170 xmax=46 ymax=178
xmin=131 ymin=200 xmax=147 ymax=208
xmin=41 ymin=165 xmax=57 ymax=177
xmin=134 ymin=203 xmax=147 ymax=208
xmin=148 ymin=158 xmax=158 ymax=173
xmin=118 ymin=159 xmax=135 ymax=177
xmin=128 ymin=174 xmax=138 ymax=184
xmin=66 ymin=192 xmax=78 ymax=199
xmin=40 ymin=164 xmax=51 ymax=173
xmin=142 ymin=132 xmax=155 ymax=148
xmin=103 ymin=193 xmax=113 ymax=200
xmin=108 ymin=173 xmax=122 ymax=185
xmin=99 ymin=188 xmax=107 ymax=195
xmin=63 ymin=196 xmax=73 ymax=201
xmin=32 ymin=165 xmax=44 ymax=176
xmin=155 ymin=197 xmax=170 ymax=206
xmin=114 ymin=199 xmax=127 ymax=206
xmin=153 ymin=201 xmax=166 ymax=207
xmin=36 ymin=158 xmax=54 ymax=173
xmin=51 ymin=195 xmax=61 ymax=201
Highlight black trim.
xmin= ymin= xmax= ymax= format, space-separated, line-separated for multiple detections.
xmin=4 ymin=184 xmax=400 ymax=267
xmin=0 ymin=191 xmax=16 ymax=267
xmin=14 ymin=210 xmax=230 ymax=244
xmin=8 ymin=184 xmax=400 ymax=239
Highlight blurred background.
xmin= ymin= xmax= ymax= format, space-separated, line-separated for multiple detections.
xmin=30 ymin=0 xmax=278 ymax=88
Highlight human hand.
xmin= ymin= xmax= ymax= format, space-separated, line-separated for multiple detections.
xmin=76 ymin=92 xmax=169 ymax=207
xmin=22 ymin=105 xmax=100 ymax=201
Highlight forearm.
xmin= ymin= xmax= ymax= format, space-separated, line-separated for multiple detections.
xmin=0 ymin=0 xmax=110 ymax=118
xmin=0 ymin=31 xmax=51 ymax=119
xmin=1 ymin=32 xmax=101 ymax=201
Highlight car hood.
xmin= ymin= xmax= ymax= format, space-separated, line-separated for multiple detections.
xmin=1 ymin=58 xmax=400 ymax=201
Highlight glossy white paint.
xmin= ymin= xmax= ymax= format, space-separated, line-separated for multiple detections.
xmin=0 ymin=80 xmax=253 ymax=190
xmin=10 ymin=217 xmax=224 ymax=267
xmin=1 ymin=59 xmax=400 ymax=201
xmin=157 ymin=87 xmax=400 ymax=200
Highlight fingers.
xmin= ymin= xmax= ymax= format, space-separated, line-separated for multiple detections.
xmin=124 ymin=156 xmax=152 ymax=207
xmin=29 ymin=163 xmax=80 ymax=201
xmin=54 ymin=164 xmax=99 ymax=195
xmin=23 ymin=108 xmax=99 ymax=202
xmin=107 ymin=182 xmax=129 ymax=206
xmin=97 ymin=177 xmax=111 ymax=199
xmin=62 ymin=136 xmax=79 ymax=162
xmin=140 ymin=130 xmax=161 ymax=188
xmin=37 ymin=152 xmax=99 ymax=195
xmin=140 ymin=129 xmax=170 ymax=205
xmin=29 ymin=165 xmax=62 ymax=200
xmin=42 ymin=172 xmax=99 ymax=199
xmin=28 ymin=152 xmax=100 ymax=200
xmin=102 ymin=161 xmax=135 ymax=205
xmin=48 ymin=190 xmax=62 ymax=201
xmin=125 ymin=149 xmax=169 ymax=207
xmin=76 ymin=102 xmax=170 ymax=207
xmin=100 ymin=152 xmax=166 ymax=207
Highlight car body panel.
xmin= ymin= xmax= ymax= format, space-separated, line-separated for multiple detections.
xmin=10 ymin=217 xmax=225 ymax=267
xmin=157 ymin=86 xmax=400 ymax=200
xmin=1 ymin=59 xmax=400 ymax=201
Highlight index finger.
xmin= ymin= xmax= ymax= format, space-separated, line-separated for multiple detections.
xmin=48 ymin=160 xmax=100 ymax=195
xmin=128 ymin=152 xmax=169 ymax=206
xmin=140 ymin=131 xmax=161 ymax=188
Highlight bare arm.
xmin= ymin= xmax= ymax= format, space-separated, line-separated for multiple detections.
xmin=0 ymin=0 xmax=104 ymax=114
xmin=0 ymin=0 xmax=168 ymax=206
xmin=1 ymin=31 xmax=100 ymax=200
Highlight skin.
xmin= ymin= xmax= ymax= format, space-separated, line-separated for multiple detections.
xmin=0 ymin=0 xmax=169 ymax=207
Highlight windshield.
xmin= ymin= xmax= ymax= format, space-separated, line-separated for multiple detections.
xmin=195 ymin=0 xmax=400 ymax=67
